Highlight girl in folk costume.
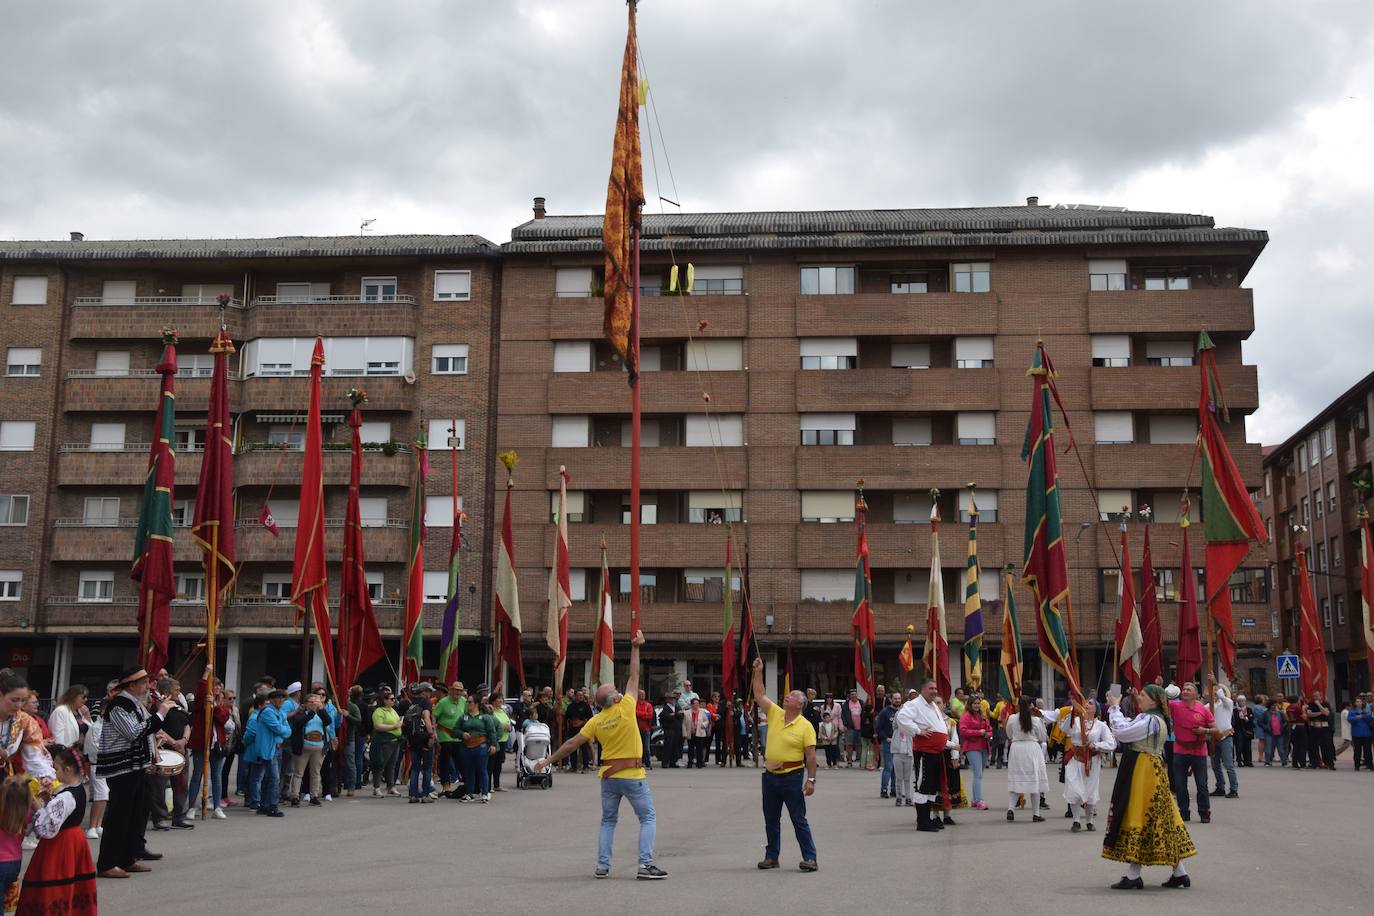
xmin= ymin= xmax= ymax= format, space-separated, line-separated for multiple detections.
xmin=16 ymin=746 xmax=97 ymax=916
xmin=1102 ymin=684 xmax=1196 ymax=890
xmin=936 ymin=699 xmax=966 ymax=825
xmin=2 ymin=776 xmax=34 ymax=913
xmin=1042 ymin=700 xmax=1116 ymax=832
xmin=1004 ymin=695 xmax=1049 ymax=822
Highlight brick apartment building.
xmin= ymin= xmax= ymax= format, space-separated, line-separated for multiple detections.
xmin=0 ymin=235 xmax=501 ymax=696
xmin=1262 ymin=369 xmax=1374 ymax=702
xmin=497 ymin=200 xmax=1277 ymax=702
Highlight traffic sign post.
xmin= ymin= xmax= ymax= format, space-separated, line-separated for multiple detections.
xmin=1276 ymin=654 xmax=1300 ymax=678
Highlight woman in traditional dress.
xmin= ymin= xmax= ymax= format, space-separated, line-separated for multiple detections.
xmin=1102 ymin=684 xmax=1196 ymax=890
xmin=16 ymin=745 xmax=97 ymax=916
xmin=1004 ymin=695 xmax=1048 ymax=822
xmin=1043 ymin=700 xmax=1116 ymax=832
xmin=0 ymin=674 xmax=54 ymax=784
xmin=937 ymin=701 xmax=966 ymax=824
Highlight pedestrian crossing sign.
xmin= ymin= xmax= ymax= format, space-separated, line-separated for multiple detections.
xmin=1276 ymin=654 xmax=1300 ymax=678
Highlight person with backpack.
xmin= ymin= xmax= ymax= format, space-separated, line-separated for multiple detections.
xmin=404 ymin=684 xmax=438 ymax=803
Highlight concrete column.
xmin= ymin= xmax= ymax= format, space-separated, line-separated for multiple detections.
xmin=673 ymin=658 xmax=688 ymax=691
xmin=583 ymin=659 xmax=593 ymax=689
xmin=311 ymin=649 xmax=325 ymax=687
xmin=224 ymin=636 xmax=242 ymax=697
xmin=950 ymin=655 xmax=963 ymax=692
xmin=765 ymin=652 xmax=778 ymax=701
xmin=51 ymin=637 xmax=73 ymax=697
xmin=1040 ymin=656 xmax=1055 ymax=708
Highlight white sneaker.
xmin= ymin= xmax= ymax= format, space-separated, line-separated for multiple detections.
xmin=23 ymin=837 xmax=38 ymax=850
xmin=481 ymin=793 xmax=490 ymax=804
xmin=323 ymin=794 xmax=333 ymax=802
xmin=85 ymin=828 xmax=100 ymax=839
xmin=301 ymin=793 xmax=311 ymax=803
xmin=213 ymin=808 xmax=227 ymax=820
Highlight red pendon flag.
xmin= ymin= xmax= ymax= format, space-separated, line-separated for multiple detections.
xmin=1295 ymin=540 xmax=1328 ymax=698
xmin=291 ymin=338 xmax=339 ymax=697
xmin=494 ymin=476 xmax=525 ymax=689
xmin=259 ymin=503 xmax=280 ymax=537
xmin=191 ymin=328 xmax=237 ymax=619
xmin=851 ymin=487 xmax=877 ymax=698
xmin=1137 ymin=525 xmax=1163 ymax=685
xmin=1176 ymin=516 xmax=1203 ymax=686
xmin=337 ymin=404 xmax=385 ymax=693
xmin=591 ymin=542 xmax=615 ymax=688
xmin=922 ymin=500 xmax=950 ymax=699
xmin=546 ymin=467 xmax=572 ymax=697
xmin=1361 ymin=508 xmax=1374 ymax=692
xmin=1198 ymin=330 xmax=1267 ymax=678
xmin=1114 ymin=524 xmax=1144 ymax=690
xmin=131 ymin=336 xmax=178 ymax=676
xmin=720 ymin=534 xmax=738 ymax=698
xmin=602 ymin=0 xmax=644 ymax=371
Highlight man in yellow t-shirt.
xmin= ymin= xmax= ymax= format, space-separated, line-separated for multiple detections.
xmin=535 ymin=629 xmax=666 ymax=880
xmin=751 ymin=657 xmax=819 ymax=872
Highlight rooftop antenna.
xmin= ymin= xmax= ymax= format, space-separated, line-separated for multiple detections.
xmin=360 ymin=218 xmax=376 ymax=234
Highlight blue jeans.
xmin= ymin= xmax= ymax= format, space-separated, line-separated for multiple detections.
xmin=966 ymin=749 xmax=986 ymax=803
xmin=879 ymin=740 xmax=894 ymax=793
xmin=251 ymin=755 xmax=280 ymax=810
xmin=409 ymin=745 xmax=435 ymax=798
xmin=439 ymin=742 xmax=462 ymax=787
xmin=345 ymin=733 xmax=366 ymax=789
xmin=189 ymin=750 xmax=222 ymax=811
xmin=1171 ymin=752 xmax=1210 ymax=817
xmin=1211 ymin=735 xmax=1238 ymax=793
xmin=459 ymin=744 xmax=489 ymax=796
xmin=598 ymin=777 xmax=657 ymax=869
xmin=762 ymin=770 xmax=816 ymax=862
xmin=1261 ymin=731 xmax=1279 ymax=764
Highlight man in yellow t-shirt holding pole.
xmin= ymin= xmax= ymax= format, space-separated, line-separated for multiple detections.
xmin=752 ymin=656 xmax=820 ymax=873
xmin=535 ymin=629 xmax=667 ymax=881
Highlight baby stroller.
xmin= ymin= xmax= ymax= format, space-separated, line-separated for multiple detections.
xmin=516 ymin=720 xmax=553 ymax=789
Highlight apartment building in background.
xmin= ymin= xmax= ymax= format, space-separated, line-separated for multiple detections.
xmin=498 ymin=199 xmax=1276 ymax=702
xmin=1263 ymin=370 xmax=1374 ymax=702
xmin=0 ymin=235 xmax=501 ymax=695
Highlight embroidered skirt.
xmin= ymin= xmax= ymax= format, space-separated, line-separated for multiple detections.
xmin=16 ymin=825 xmax=97 ymax=916
xmin=1101 ymin=749 xmax=1197 ymax=867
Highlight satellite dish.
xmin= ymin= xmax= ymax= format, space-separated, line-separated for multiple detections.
xmin=403 ymin=371 xmax=417 ymax=385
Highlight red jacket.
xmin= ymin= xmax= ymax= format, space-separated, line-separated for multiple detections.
xmin=635 ymin=700 xmax=654 ymax=729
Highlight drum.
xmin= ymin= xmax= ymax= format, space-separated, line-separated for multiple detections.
xmin=153 ymin=748 xmax=186 ymax=776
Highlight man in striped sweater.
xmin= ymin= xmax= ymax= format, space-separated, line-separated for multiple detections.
xmin=96 ymin=668 xmax=176 ymax=879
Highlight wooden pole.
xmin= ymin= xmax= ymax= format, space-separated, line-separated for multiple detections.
xmin=200 ymin=524 xmax=218 ymax=819
xmin=629 ymin=221 xmax=642 ymax=637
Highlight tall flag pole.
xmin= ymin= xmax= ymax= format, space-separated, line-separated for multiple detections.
xmin=1176 ymin=500 xmax=1203 ymax=685
xmin=739 ymin=541 xmax=760 ymax=688
xmin=438 ymin=419 xmax=465 ymax=687
xmin=783 ymin=638 xmax=794 ymax=697
xmin=131 ymin=327 xmax=179 ymax=676
xmin=962 ymin=484 xmax=985 ymax=689
xmin=591 ymin=538 xmax=615 ymax=688
xmin=1020 ymin=341 xmax=1083 ymax=704
xmin=291 ymin=338 xmax=339 ymax=699
xmin=851 ymin=481 xmax=877 ymax=698
xmin=604 ymin=0 xmax=645 ymax=636
xmin=1294 ymin=533 xmax=1329 ymax=699
xmin=191 ymin=318 xmax=236 ymax=817
xmin=336 ymin=389 xmax=385 ymax=697
xmin=1113 ymin=513 xmax=1144 ymax=690
xmin=400 ymin=429 xmax=428 ymax=686
xmin=494 ymin=451 xmax=525 ymax=689
xmin=720 ymin=533 xmax=738 ymax=699
xmin=998 ymin=566 xmax=1024 ymax=700
xmin=546 ymin=467 xmax=572 ymax=697
xmin=1137 ymin=519 xmax=1163 ymax=684
xmin=1198 ymin=330 xmax=1268 ymax=682
xmin=1360 ymin=505 xmax=1374 ymax=694
xmin=923 ymin=489 xmax=950 ymax=699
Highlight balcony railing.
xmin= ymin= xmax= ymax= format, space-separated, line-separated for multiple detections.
xmin=65 ymin=368 xmax=244 ymax=381
xmin=249 ymin=294 xmax=416 ymax=306
xmin=45 ymin=596 xmax=137 ymax=606
xmin=59 ymin=442 xmax=206 ymax=453
xmin=72 ymin=295 xmax=244 ymax=309
xmin=232 ymin=517 xmax=407 ymax=529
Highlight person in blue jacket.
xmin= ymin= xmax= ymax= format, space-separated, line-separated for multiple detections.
xmin=1346 ymin=695 xmax=1373 ymax=770
xmin=245 ymin=689 xmax=292 ymax=817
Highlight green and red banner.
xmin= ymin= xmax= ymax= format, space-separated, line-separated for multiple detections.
xmin=852 ymin=486 xmax=877 ymax=698
xmin=998 ymin=568 xmax=1023 ymax=701
xmin=401 ymin=436 xmax=428 ymax=686
xmin=131 ymin=334 xmax=178 ymax=675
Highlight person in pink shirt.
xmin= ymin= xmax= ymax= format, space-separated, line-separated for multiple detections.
xmin=957 ymin=704 xmax=992 ymax=809
xmin=1168 ymin=684 xmax=1215 ymax=823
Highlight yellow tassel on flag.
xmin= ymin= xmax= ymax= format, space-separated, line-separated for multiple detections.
xmin=668 ymin=264 xmax=679 ymax=292
xmin=685 ymin=263 xmax=695 ymax=294
xmin=637 ymin=78 xmax=649 ymax=106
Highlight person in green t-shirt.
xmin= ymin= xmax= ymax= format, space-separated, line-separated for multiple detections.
xmin=369 ymin=689 xmax=404 ymax=797
xmin=456 ymin=701 xmax=497 ymax=803
xmin=488 ymin=702 xmax=513 ymax=791
xmin=433 ymin=682 xmax=468 ymax=796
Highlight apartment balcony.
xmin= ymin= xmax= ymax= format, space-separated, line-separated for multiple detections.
xmin=49 ymin=520 xmax=201 ymax=563
xmin=236 ymin=444 xmax=414 ymax=487
xmin=795 ymin=445 xmax=1004 ymax=491
xmin=529 ymin=522 xmax=733 ymax=568
xmin=794 ymin=367 xmax=1000 ymax=413
xmin=1086 ymin=288 xmax=1255 ymax=337
xmin=1091 ymin=364 xmax=1258 ymax=412
xmin=795 ymin=521 xmax=1008 ymax=569
xmin=793 ymin=292 xmax=998 ymax=338
xmin=56 ymin=443 xmax=204 ymax=486
xmin=240 ymin=374 xmax=415 ymax=413
xmin=68 ymin=296 xmax=246 ymax=341
xmin=246 ymin=294 xmax=418 ymax=338
xmin=224 ymin=597 xmax=412 ymax=633
xmin=41 ymin=597 xmax=207 ymax=631
xmin=63 ymin=370 xmax=226 ymax=413
xmin=546 ymin=370 xmax=749 ymax=415
xmin=1093 ymin=441 xmax=1264 ymax=489
xmin=545 ymin=446 xmax=748 ymax=490
xmin=545 ymin=294 xmax=748 ymax=340
xmin=234 ymin=518 xmax=410 ymax=563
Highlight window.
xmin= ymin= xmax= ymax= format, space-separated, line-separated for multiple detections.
xmin=684 ymin=568 xmax=741 ymax=603
xmin=1308 ymin=435 xmax=1320 ymax=466
xmin=241 ymin=337 xmax=413 ymax=378
xmin=1296 ymin=443 xmax=1307 ymax=469
xmin=266 ymin=500 xmax=299 ymax=528
xmin=1090 ymin=335 xmax=1131 ymax=367
xmin=550 ymin=490 xmax=586 ymax=523
xmin=267 ymin=426 xmax=304 ymax=449
xmin=1088 ymin=259 xmax=1127 ymax=291
xmin=1147 ymin=415 xmax=1197 ymax=445
xmin=83 ymin=497 xmax=120 ymax=526
xmin=555 ymin=267 xmax=598 ymax=298
xmin=1327 ymin=481 xmax=1337 ymax=513
xmin=1145 ymin=340 xmax=1194 ymax=367
xmin=1322 ymin=424 xmax=1334 ymax=456
xmin=1321 ymin=597 xmax=1331 ymax=628
xmin=552 ymin=341 xmax=592 ymax=373
xmin=262 ymin=575 xmax=293 ymax=601
xmin=889 ymin=271 xmax=930 ymax=294
xmin=1097 ymin=489 xmax=1134 ymax=522
xmin=1227 ymin=568 xmax=1268 ymax=603
xmin=358 ymin=497 xmax=388 ymax=527
xmin=78 ymin=572 xmax=114 ymax=603
xmin=274 ymin=282 xmax=330 ymax=301
xmin=90 ymin=423 xmax=126 ymax=451
xmin=687 ymin=491 xmax=741 ymax=524
xmin=0 ymin=571 xmax=20 ymax=600
xmin=686 ymin=339 xmax=744 ymax=371
xmin=689 ymin=265 xmax=744 ymax=295
xmin=1143 ymin=268 xmax=1189 ymax=290
xmin=551 ymin=416 xmax=591 ymax=448
xmin=175 ymin=354 xmax=214 ymax=379
xmin=618 ymin=417 xmax=662 ymax=448
xmin=956 ymin=412 xmax=996 ymax=445
xmin=620 ymin=495 xmax=657 ymax=525
xmin=424 ymin=495 xmax=463 ymax=528
xmin=799 ymin=338 xmax=857 ymax=370
xmin=1316 ymin=542 xmax=1328 ymax=572
xmin=366 ymin=572 xmax=384 ymax=602
xmin=5 ymin=348 xmax=40 ymax=377
xmin=361 ymin=277 xmax=398 ymax=302
xmin=0 ymin=495 xmax=29 ymax=526
xmin=175 ymin=574 xmax=205 ymax=601
xmin=366 ymin=358 xmax=400 ymax=376
xmin=427 ymin=418 xmax=465 ymax=450
xmin=1300 ymin=496 xmax=1310 ymax=525
xmin=800 ymin=569 xmax=853 ymax=602
xmin=800 ymin=491 xmax=855 ymax=523
xmin=890 ymin=343 xmax=931 ymax=369
xmin=960 ymin=489 xmax=997 ymax=523
xmin=799 ymin=414 xmax=855 ymax=446
xmin=893 ymin=492 xmax=935 ymax=524
xmin=0 ymin=421 xmax=36 ymax=451
xmin=951 ymin=262 xmax=990 ymax=293
xmin=433 ymin=270 xmax=472 ymax=301
xmin=686 ymin=415 xmax=744 ymax=447
xmin=1331 ymin=537 xmax=1342 ymax=569
xmin=954 ymin=337 xmax=994 ymax=368
xmin=616 ymin=572 xmax=658 ymax=603
xmin=1313 ymin=488 xmax=1323 ymax=519
xmin=892 ymin=417 xmax=932 ymax=446
xmin=638 ymin=346 xmax=662 ymax=371
xmin=1264 ymin=471 xmax=1272 ymax=497
xmin=101 ymin=280 xmax=136 ymax=304
xmin=171 ymin=499 xmax=194 ymax=528
xmin=1335 ymin=594 xmax=1346 ymax=625
xmin=1094 ymin=411 xmax=1134 ymax=444
xmin=799 ymin=266 xmax=855 ymax=295
xmin=181 ymin=283 xmax=233 ymax=304
xmin=358 ymin=421 xmax=391 ymax=443
xmin=10 ymin=276 xmax=48 ymax=305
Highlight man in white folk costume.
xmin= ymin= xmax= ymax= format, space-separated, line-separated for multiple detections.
xmin=895 ymin=679 xmax=949 ymax=833
xmin=1042 ymin=699 xmax=1116 ymax=831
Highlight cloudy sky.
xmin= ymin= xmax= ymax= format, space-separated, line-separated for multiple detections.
xmin=3 ymin=0 xmax=1371 ymax=444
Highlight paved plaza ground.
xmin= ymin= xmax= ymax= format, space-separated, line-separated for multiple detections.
xmin=89 ymin=759 xmax=1373 ymax=915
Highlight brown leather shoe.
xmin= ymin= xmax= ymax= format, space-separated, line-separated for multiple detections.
xmin=98 ymin=867 xmax=130 ymax=879
xmin=126 ymin=863 xmax=152 ymax=873
xmin=799 ymin=860 xmax=819 ymax=872
xmin=757 ymin=859 xmax=779 ymax=869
